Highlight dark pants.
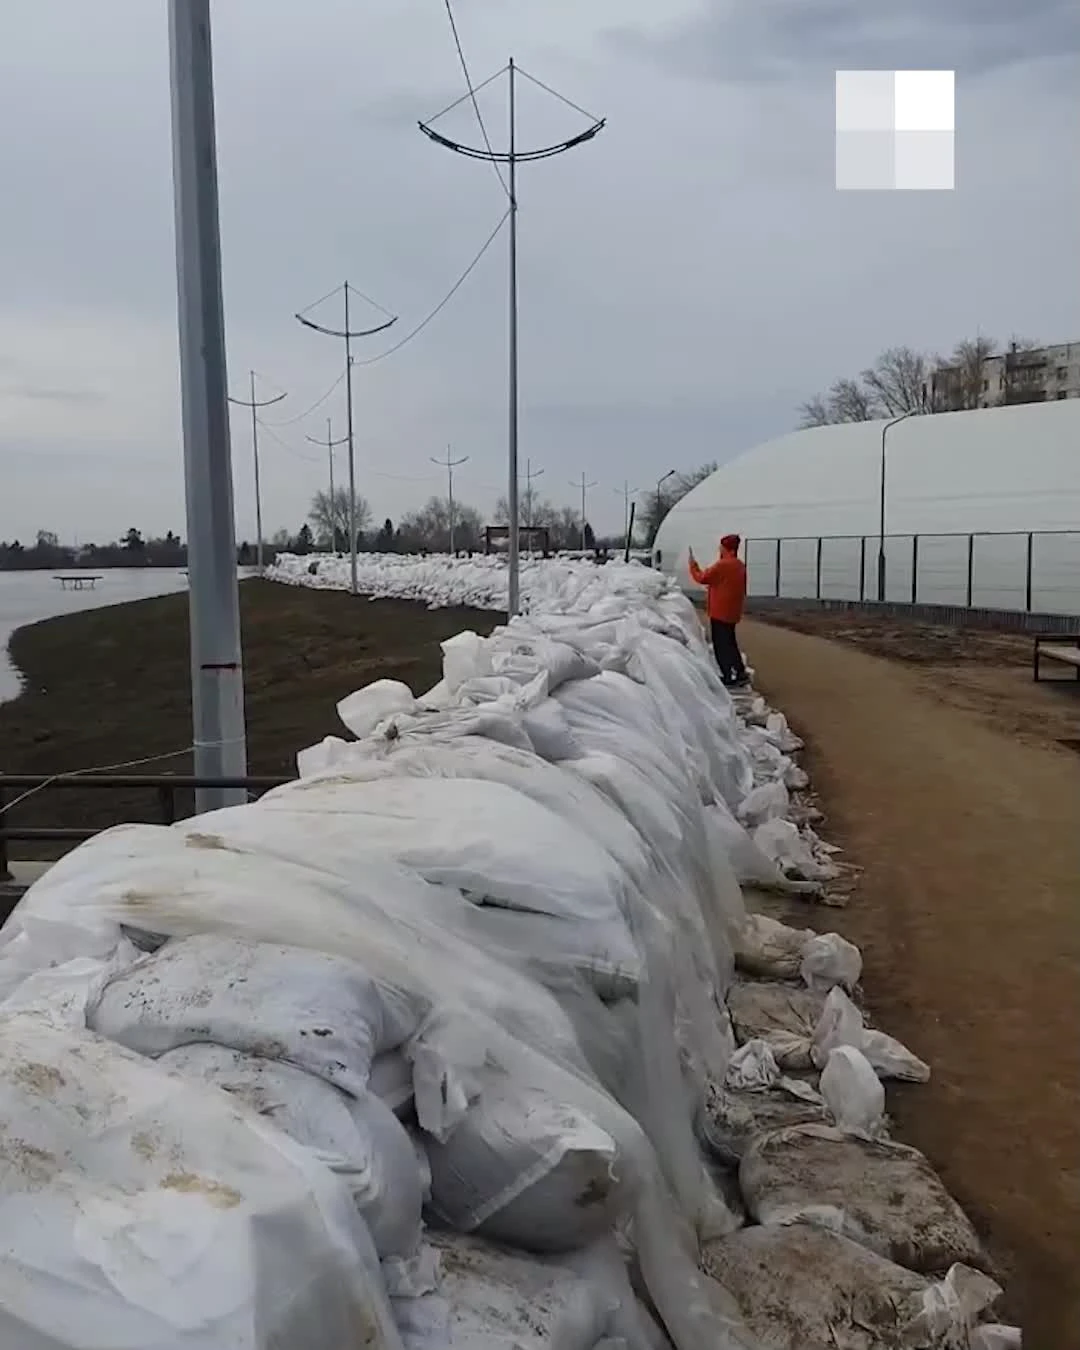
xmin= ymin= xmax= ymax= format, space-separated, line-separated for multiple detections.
xmin=710 ymin=619 xmax=747 ymax=686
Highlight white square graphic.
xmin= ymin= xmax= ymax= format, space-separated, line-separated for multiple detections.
xmin=895 ymin=130 xmax=955 ymax=189
xmin=894 ymin=70 xmax=954 ymax=132
xmin=835 ymin=69 xmax=954 ymax=190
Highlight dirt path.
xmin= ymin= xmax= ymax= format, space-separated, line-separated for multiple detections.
xmin=741 ymin=619 xmax=1079 ymax=1346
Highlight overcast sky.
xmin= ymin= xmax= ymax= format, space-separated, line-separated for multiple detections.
xmin=1 ymin=0 xmax=1077 ymax=544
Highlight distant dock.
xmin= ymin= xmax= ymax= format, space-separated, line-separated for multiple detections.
xmin=55 ymin=575 xmax=102 ymax=591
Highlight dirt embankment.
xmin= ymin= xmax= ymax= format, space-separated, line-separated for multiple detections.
xmin=742 ymin=615 xmax=1080 ymax=1347
xmin=0 ymin=580 xmax=499 ymax=849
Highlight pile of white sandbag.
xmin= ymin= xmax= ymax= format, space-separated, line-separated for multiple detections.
xmin=0 ymin=560 xmax=1017 ymax=1349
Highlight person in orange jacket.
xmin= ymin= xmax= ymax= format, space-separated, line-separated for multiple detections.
xmin=689 ymin=533 xmax=749 ymax=687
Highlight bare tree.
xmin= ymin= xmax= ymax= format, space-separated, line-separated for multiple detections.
xmin=397 ymin=496 xmax=483 ymax=552
xmin=859 ymin=346 xmax=930 ymax=416
xmin=309 ymin=488 xmax=371 ymax=549
xmin=637 ymin=462 xmax=717 ymax=546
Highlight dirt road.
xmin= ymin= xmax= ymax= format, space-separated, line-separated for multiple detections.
xmin=741 ymin=618 xmax=1080 ymax=1346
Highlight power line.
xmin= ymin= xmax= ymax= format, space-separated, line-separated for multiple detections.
xmin=256 ymin=416 xmax=322 ymax=464
xmin=351 ymin=208 xmax=510 ymax=367
xmin=440 ymin=0 xmax=509 ymax=198
xmin=264 ymin=368 xmax=346 ymax=427
xmin=431 ymin=445 xmax=470 ymax=552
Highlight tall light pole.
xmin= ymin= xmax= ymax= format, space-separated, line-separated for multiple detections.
xmin=570 ymin=472 xmax=598 ymax=552
xmin=168 ymin=0 xmax=247 ymax=812
xmin=420 ymin=61 xmax=604 ymax=616
xmin=877 ymin=409 xmax=919 ymax=602
xmin=306 ymin=418 xmax=349 ymax=552
xmin=655 ymin=469 xmax=676 ymax=546
xmin=296 ymin=284 xmax=397 ymax=596
xmin=431 ymin=445 xmax=469 ymax=552
xmin=614 ymin=480 xmax=641 ymax=545
xmin=228 ymin=371 xmax=286 ymax=575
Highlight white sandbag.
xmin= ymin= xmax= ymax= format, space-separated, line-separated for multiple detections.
xmin=158 ymin=1044 xmax=423 ymax=1260
xmin=704 ymin=1222 xmax=982 ymax=1350
xmin=441 ymin=630 xmax=493 ymax=692
xmin=733 ymin=913 xmax=813 ymax=980
xmin=819 ymin=1045 xmax=885 ymax=1136
xmin=812 ymin=987 xmax=931 ymax=1083
xmin=521 ymin=698 xmax=585 ymax=762
xmin=257 ymin=775 xmax=634 ymax=926
xmin=394 ymin=1231 xmax=616 ymax=1350
xmin=296 ymin=733 xmax=354 ymax=778
xmin=370 ymin=1050 xmax=416 ymax=1113
xmin=421 ymin=1081 xmax=630 ymax=1252
xmin=736 ymin=781 xmax=789 ymax=828
xmin=338 ymin=679 xmax=419 ymax=738
xmin=800 ymin=932 xmax=863 ymax=992
xmin=726 ymin=981 xmax=826 ymax=1070
xmin=739 ymin=1122 xmax=988 ymax=1275
xmin=971 ymin=1326 xmax=1022 ymax=1349
xmin=724 ymin=1039 xmax=780 ymax=1092
xmin=753 ymin=817 xmax=837 ymax=883
xmin=89 ymin=934 xmax=418 ymax=1099
xmin=0 ymin=1010 xmax=401 ymax=1350
xmin=550 ymin=1238 xmax=671 ymax=1350
xmin=704 ymin=803 xmax=789 ymax=890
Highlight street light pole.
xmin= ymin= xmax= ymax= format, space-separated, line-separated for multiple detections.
xmin=168 ymin=0 xmax=247 ymax=813
xmin=655 ymin=469 xmax=676 ymax=547
xmin=571 ymin=473 xmax=598 ymax=552
xmin=228 ymin=370 xmax=286 ymax=575
xmin=306 ymin=419 xmax=349 ymax=552
xmin=877 ymin=410 xmax=918 ymax=602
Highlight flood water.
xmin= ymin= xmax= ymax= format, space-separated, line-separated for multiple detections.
xmin=0 ymin=569 xmax=196 ymax=702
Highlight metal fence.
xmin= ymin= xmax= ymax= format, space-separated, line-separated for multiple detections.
xmin=743 ymin=530 xmax=1080 ymax=617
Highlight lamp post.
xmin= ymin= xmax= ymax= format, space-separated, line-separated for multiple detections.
xmin=877 ymin=409 xmax=919 ymax=602
xmin=655 ymin=469 xmax=676 ymax=547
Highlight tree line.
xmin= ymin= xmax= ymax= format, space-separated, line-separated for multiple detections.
xmin=1 ymin=464 xmax=718 ymax=571
xmin=800 ymin=335 xmax=1040 ymax=427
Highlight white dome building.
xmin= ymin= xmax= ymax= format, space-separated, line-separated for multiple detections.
xmin=654 ymin=400 xmax=1080 ymax=616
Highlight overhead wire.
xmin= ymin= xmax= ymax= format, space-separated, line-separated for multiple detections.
xmin=263 ymin=368 xmax=346 ymax=427
xmin=440 ymin=0 xmax=509 ymax=198
xmin=351 ymin=207 xmax=510 ymax=367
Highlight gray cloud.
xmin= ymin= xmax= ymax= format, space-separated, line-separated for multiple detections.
xmin=0 ymin=0 xmax=1077 ymax=546
xmin=608 ymin=0 xmax=1080 ymax=83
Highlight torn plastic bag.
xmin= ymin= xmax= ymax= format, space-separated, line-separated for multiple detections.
xmin=909 ymin=1264 xmax=1004 ymax=1345
xmin=819 ymin=1045 xmax=885 ymax=1136
xmin=420 ymin=1078 xmax=629 ymax=1252
xmin=812 ymin=987 xmax=931 ymax=1082
xmin=704 ymin=1222 xmax=983 ymax=1350
xmin=698 ymin=1076 xmax=828 ymax=1166
xmin=89 ymin=933 xmax=418 ymax=1099
xmin=739 ymin=1122 xmax=988 ymax=1275
xmin=736 ymin=781 xmax=790 ymax=828
xmin=971 ymin=1326 xmax=1022 ymax=1349
xmin=157 ymin=1044 xmax=423 ymax=1260
xmin=753 ymin=817 xmax=837 ymax=883
xmin=0 ymin=1010 xmax=402 ymax=1350
xmin=724 ymin=1039 xmax=780 ymax=1092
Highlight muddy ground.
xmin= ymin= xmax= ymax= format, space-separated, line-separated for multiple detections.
xmin=744 ymin=614 xmax=1080 ymax=1347
xmin=0 ymin=579 xmax=498 ymax=852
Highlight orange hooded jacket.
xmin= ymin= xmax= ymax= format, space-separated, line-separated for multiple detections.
xmin=689 ymin=540 xmax=747 ymax=623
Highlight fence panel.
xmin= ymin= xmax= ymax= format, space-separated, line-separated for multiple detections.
xmin=915 ymin=534 xmax=971 ymax=607
xmin=746 ymin=539 xmax=779 ymax=597
xmin=1031 ymin=533 xmax=1080 ymax=616
xmin=819 ymin=536 xmax=864 ymax=600
xmin=777 ymin=538 xmax=818 ymax=598
xmin=971 ymin=532 xmax=1029 ymax=611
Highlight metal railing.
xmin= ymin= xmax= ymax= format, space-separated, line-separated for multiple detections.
xmin=0 ymin=774 xmax=293 ymax=882
xmin=742 ymin=529 xmax=1080 ymax=618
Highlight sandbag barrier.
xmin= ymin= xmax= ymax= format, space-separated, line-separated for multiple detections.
xmin=0 ymin=558 xmax=1018 ymax=1350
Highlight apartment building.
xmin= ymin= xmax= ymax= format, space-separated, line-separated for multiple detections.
xmin=935 ymin=341 xmax=1080 ymax=410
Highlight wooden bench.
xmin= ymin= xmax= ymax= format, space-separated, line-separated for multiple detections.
xmin=1033 ymin=634 xmax=1080 ymax=683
